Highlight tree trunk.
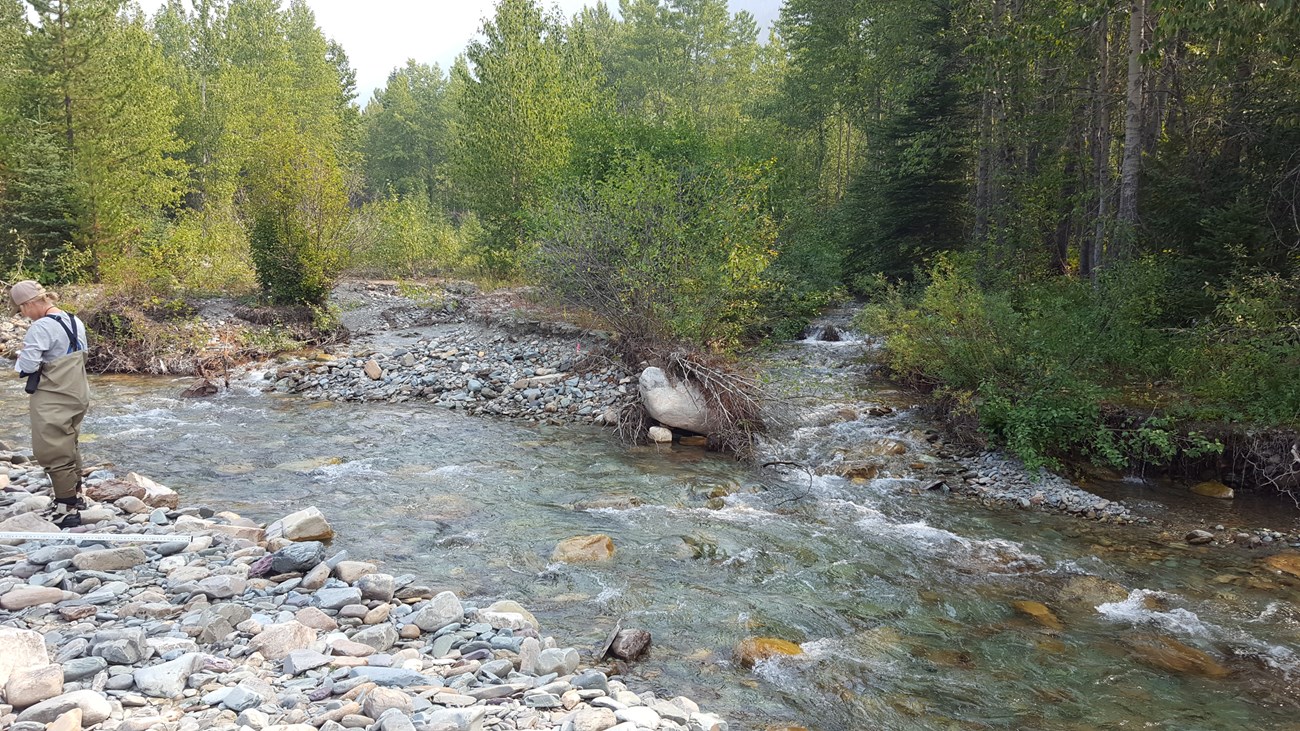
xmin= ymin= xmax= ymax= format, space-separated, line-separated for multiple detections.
xmin=1086 ymin=13 xmax=1112 ymax=281
xmin=1115 ymin=0 xmax=1146 ymax=260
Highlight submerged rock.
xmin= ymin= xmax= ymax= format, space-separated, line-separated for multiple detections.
xmin=733 ymin=637 xmax=803 ymax=668
xmin=1191 ymin=480 xmax=1234 ymax=499
xmin=552 ymin=534 xmax=615 ymax=563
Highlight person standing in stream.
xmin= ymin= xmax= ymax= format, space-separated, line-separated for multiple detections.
xmin=9 ymin=280 xmax=91 ymax=528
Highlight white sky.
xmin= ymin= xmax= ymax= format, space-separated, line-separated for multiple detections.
xmin=130 ymin=1 xmax=782 ymax=104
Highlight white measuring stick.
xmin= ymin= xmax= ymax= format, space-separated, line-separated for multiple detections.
xmin=0 ymin=531 xmax=193 ymax=544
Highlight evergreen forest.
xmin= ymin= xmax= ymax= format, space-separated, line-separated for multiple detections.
xmin=1 ymin=0 xmax=1297 ymax=472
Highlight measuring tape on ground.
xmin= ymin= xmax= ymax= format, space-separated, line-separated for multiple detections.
xmin=0 ymin=531 xmax=194 ymax=544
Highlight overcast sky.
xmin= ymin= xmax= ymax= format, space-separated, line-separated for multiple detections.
xmin=131 ymin=1 xmax=783 ymax=104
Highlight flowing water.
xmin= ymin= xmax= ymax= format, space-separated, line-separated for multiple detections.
xmin=4 ymin=328 xmax=1300 ymax=731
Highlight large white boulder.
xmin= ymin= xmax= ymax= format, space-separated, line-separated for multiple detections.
xmin=638 ymin=367 xmax=712 ymax=434
xmin=0 ymin=627 xmax=49 ymax=686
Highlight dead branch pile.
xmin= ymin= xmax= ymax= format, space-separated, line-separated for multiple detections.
xmin=614 ymin=340 xmax=771 ymax=459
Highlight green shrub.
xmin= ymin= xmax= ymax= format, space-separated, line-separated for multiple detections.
xmin=347 ymin=195 xmax=482 ymax=278
xmin=249 ymin=209 xmax=341 ymax=307
xmin=859 ymin=255 xmax=1225 ymax=470
xmin=530 ymin=153 xmax=777 ymax=350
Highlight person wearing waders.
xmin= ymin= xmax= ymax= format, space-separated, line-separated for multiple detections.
xmin=9 ymin=281 xmax=90 ymax=529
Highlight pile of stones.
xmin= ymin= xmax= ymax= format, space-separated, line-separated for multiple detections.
xmin=0 ymin=451 xmax=728 ymax=731
xmin=940 ymin=452 xmax=1134 ymax=523
xmin=263 ymin=325 xmax=635 ymax=426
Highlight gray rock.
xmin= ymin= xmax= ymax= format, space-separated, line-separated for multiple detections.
xmin=351 ymin=624 xmax=397 ymax=653
xmin=15 ymin=689 xmax=112 ymax=725
xmin=535 ymin=647 xmax=579 ymax=677
xmin=1186 ymin=530 xmax=1215 ymax=545
xmin=71 ymin=546 xmax=147 ymax=572
xmin=379 ymin=708 xmax=417 ymax=731
xmin=90 ymin=628 xmax=148 ymax=665
xmin=422 ymin=707 xmax=486 ymax=731
xmin=356 ymin=573 xmax=395 ymax=602
xmin=314 ymin=587 xmax=362 ymax=610
xmin=63 ymin=657 xmax=108 ymax=683
xmin=195 ymin=603 xmax=253 ymax=644
xmin=283 ymin=649 xmax=333 ymax=676
xmin=571 ymin=669 xmax=608 ymax=694
xmin=348 ymin=667 xmax=437 ymax=687
xmin=220 ymin=684 xmax=264 ymax=712
xmin=410 ymin=591 xmax=463 ymax=632
xmin=133 ymin=653 xmax=205 ymax=698
xmin=270 ymin=541 xmax=326 ymax=574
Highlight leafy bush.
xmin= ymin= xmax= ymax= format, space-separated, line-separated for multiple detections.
xmin=346 ymin=195 xmax=482 ymax=278
xmin=249 ymin=210 xmax=342 ymax=307
xmin=1174 ymin=273 xmax=1300 ymax=425
xmin=529 ymin=153 xmax=777 ymax=350
xmin=860 ymin=255 xmax=1222 ymax=470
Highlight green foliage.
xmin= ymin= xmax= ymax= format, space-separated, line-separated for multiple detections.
xmin=861 ymin=256 xmax=1235 ymax=470
xmin=1174 ymin=274 xmax=1300 ymax=425
xmin=249 ymin=206 xmax=339 ymax=307
xmin=453 ymin=0 xmax=599 ymax=267
xmin=348 ymin=195 xmax=482 ymax=278
xmin=530 ymin=152 xmax=776 ymax=350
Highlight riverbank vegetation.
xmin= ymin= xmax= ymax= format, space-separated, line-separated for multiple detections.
xmin=1 ymin=0 xmax=1296 ymax=477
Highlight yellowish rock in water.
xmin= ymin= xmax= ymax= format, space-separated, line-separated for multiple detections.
xmin=216 ymin=463 xmax=257 ymax=475
xmin=733 ymin=637 xmax=803 ymax=668
xmin=1126 ymin=636 xmax=1230 ymax=678
xmin=1191 ymin=480 xmax=1234 ymax=499
xmin=1262 ymin=553 xmax=1300 ymax=578
xmin=552 ymin=534 xmax=615 ymax=563
xmin=1057 ymin=575 xmax=1130 ymax=607
xmin=1012 ymin=600 xmax=1064 ymax=630
xmin=679 ymin=435 xmax=709 ymax=447
xmin=275 ymin=456 xmax=344 ymax=473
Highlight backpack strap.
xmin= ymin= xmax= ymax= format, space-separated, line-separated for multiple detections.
xmin=43 ymin=314 xmax=82 ymax=354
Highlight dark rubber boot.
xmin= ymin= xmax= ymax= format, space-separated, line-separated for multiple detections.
xmin=51 ymin=497 xmax=85 ymax=529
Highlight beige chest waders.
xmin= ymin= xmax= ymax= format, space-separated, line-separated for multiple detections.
xmin=29 ymin=324 xmax=90 ymax=501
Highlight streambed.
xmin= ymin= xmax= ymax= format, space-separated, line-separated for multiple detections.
xmin=3 ymin=330 xmax=1299 ymax=730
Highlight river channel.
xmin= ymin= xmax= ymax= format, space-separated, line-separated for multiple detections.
xmin=3 ymin=330 xmax=1300 ymax=730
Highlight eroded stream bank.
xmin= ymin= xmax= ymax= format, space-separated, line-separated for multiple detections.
xmin=4 ymin=317 xmax=1300 ymax=730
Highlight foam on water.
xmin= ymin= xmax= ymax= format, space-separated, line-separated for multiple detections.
xmin=309 ymin=460 xmax=386 ymax=481
xmin=1098 ymin=589 xmax=1300 ymax=677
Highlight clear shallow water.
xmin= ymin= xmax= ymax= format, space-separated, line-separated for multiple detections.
xmin=3 ymin=344 xmax=1300 ymax=730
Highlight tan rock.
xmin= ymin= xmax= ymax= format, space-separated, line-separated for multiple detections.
xmin=300 ymin=562 xmax=332 ymax=591
xmin=362 ymin=604 xmax=390 ymax=625
xmin=399 ymin=625 xmax=421 ymax=640
xmin=248 ymin=621 xmax=317 ymax=662
xmin=572 ymin=707 xmax=618 ymax=731
xmin=328 ymin=638 xmax=375 ymax=658
xmin=294 ymin=607 xmax=338 ymax=632
xmin=648 ymin=426 xmax=673 ymax=443
xmin=552 ymin=534 xmax=615 ymax=563
xmin=733 ymin=637 xmax=803 ymax=668
xmin=114 ymin=496 xmax=150 ymax=514
xmin=72 ymin=547 xmax=147 ymax=572
xmin=0 ymin=627 xmax=49 ymax=686
xmin=1011 ymin=600 xmax=1063 ymax=630
xmin=679 ymin=435 xmax=709 ymax=447
xmin=125 ymin=472 xmax=180 ymax=509
xmin=1191 ymin=480 xmax=1234 ymax=499
xmin=334 ymin=561 xmax=376 ymax=584
xmin=1263 ymin=553 xmax=1300 ymax=579
xmin=47 ymin=708 xmax=82 ymax=731
xmin=361 ymin=687 xmax=412 ymax=718
xmin=1126 ymin=636 xmax=1230 ymax=678
xmin=480 ymin=600 xmax=540 ymax=631
xmin=1 ymin=586 xmax=67 ymax=611
xmin=364 ymin=360 xmax=383 ymax=380
xmin=1057 ymin=576 xmax=1130 ymax=606
xmin=0 ymin=512 xmax=60 ymax=544
xmin=280 ymin=506 xmax=334 ymax=542
xmin=6 ymin=664 xmax=64 ymax=708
